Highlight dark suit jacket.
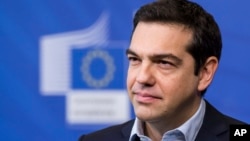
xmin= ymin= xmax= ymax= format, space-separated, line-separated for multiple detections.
xmin=79 ymin=101 xmax=246 ymax=141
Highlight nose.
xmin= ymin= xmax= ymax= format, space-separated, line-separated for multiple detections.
xmin=136 ymin=63 xmax=155 ymax=86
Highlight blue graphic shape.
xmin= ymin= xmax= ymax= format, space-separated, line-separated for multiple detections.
xmin=90 ymin=58 xmax=106 ymax=79
xmin=71 ymin=47 xmax=126 ymax=89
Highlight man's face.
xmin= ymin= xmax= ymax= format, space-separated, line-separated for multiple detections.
xmin=126 ymin=22 xmax=202 ymax=123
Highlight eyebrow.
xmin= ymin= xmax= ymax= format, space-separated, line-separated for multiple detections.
xmin=126 ymin=48 xmax=138 ymax=56
xmin=126 ymin=48 xmax=183 ymax=65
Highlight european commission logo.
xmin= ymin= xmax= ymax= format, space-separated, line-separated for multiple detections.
xmin=39 ymin=13 xmax=130 ymax=127
xmin=72 ymin=47 xmax=124 ymax=89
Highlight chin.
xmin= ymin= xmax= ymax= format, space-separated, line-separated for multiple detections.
xmin=134 ymin=109 xmax=155 ymax=121
xmin=136 ymin=115 xmax=151 ymax=122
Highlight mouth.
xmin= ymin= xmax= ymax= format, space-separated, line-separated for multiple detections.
xmin=133 ymin=91 xmax=162 ymax=104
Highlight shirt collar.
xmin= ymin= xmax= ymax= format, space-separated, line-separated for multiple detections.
xmin=129 ymin=99 xmax=206 ymax=141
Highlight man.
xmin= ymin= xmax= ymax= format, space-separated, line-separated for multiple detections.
xmin=79 ymin=0 xmax=246 ymax=140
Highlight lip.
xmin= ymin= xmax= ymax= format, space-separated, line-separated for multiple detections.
xmin=133 ymin=92 xmax=162 ymax=104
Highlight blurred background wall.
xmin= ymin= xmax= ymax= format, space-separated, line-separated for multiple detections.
xmin=0 ymin=0 xmax=249 ymax=140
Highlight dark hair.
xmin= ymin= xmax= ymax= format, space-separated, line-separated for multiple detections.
xmin=132 ymin=0 xmax=222 ymax=95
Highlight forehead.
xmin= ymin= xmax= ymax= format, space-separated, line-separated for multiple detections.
xmin=130 ymin=22 xmax=193 ymax=56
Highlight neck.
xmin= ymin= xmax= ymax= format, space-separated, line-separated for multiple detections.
xmin=144 ymin=98 xmax=201 ymax=140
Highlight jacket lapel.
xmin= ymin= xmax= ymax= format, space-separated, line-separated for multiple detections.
xmin=195 ymin=127 xmax=219 ymax=141
xmin=120 ymin=120 xmax=135 ymax=141
xmin=195 ymin=100 xmax=228 ymax=141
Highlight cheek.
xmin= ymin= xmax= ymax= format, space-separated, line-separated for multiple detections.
xmin=158 ymin=74 xmax=193 ymax=96
xmin=158 ymin=78 xmax=177 ymax=97
xmin=126 ymin=69 xmax=136 ymax=101
xmin=164 ymin=74 xmax=198 ymax=98
xmin=126 ymin=68 xmax=135 ymax=90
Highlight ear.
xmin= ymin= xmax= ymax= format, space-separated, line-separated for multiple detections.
xmin=197 ymin=56 xmax=218 ymax=92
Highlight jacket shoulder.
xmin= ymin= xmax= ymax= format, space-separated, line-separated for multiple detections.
xmin=195 ymin=100 xmax=247 ymax=141
xmin=79 ymin=120 xmax=134 ymax=141
xmin=222 ymin=114 xmax=247 ymax=125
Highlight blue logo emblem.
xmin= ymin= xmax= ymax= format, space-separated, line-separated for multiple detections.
xmin=71 ymin=47 xmax=126 ymax=89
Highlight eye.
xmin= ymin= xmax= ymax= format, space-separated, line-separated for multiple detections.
xmin=157 ymin=60 xmax=175 ymax=69
xmin=127 ymin=56 xmax=141 ymax=65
